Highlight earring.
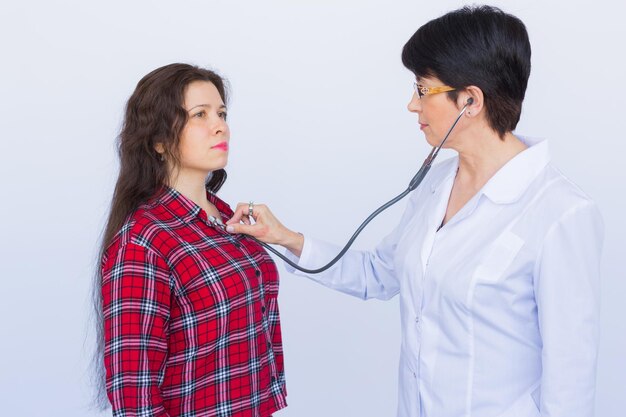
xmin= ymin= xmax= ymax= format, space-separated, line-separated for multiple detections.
xmin=160 ymin=154 xmax=165 ymax=161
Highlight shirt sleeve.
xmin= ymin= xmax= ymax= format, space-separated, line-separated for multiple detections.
xmin=533 ymin=201 xmax=604 ymax=417
xmin=102 ymin=241 xmax=172 ymax=417
xmin=283 ymin=190 xmax=421 ymax=301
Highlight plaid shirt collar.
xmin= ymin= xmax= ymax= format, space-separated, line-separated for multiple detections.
xmin=153 ymin=185 xmax=234 ymax=226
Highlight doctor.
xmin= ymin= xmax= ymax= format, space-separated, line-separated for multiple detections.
xmin=227 ymin=5 xmax=603 ymax=417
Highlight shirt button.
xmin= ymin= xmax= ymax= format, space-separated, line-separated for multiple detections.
xmin=255 ymin=270 xmax=261 ymax=277
xmin=271 ymin=376 xmax=276 ymax=383
xmin=415 ymin=316 xmax=420 ymax=324
xmin=261 ymin=306 xmax=266 ymax=313
xmin=267 ymin=341 xmax=272 ymax=349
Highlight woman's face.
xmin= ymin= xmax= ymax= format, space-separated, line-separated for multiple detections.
xmin=177 ymin=80 xmax=230 ymax=175
xmin=407 ymin=75 xmax=465 ymax=148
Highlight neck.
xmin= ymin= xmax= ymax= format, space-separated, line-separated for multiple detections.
xmin=453 ymin=129 xmax=527 ymax=187
xmin=169 ymin=169 xmax=210 ymax=209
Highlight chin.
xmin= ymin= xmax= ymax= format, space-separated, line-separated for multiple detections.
xmin=211 ymin=163 xmax=228 ymax=171
xmin=209 ymin=156 xmax=228 ymax=171
xmin=423 ymin=133 xmax=441 ymax=148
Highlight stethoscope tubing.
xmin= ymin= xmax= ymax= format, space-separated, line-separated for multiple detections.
xmin=252 ymin=101 xmax=471 ymax=273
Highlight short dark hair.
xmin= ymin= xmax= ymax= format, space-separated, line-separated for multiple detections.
xmin=401 ymin=5 xmax=531 ymax=137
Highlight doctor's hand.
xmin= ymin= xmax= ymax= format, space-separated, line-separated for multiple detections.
xmin=226 ymin=203 xmax=304 ymax=257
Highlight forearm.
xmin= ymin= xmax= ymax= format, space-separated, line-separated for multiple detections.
xmin=284 ymin=235 xmax=400 ymax=300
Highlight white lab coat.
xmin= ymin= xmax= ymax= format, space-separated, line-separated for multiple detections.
xmin=286 ymin=137 xmax=603 ymax=417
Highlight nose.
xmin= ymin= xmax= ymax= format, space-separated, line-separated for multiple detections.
xmin=407 ymin=92 xmax=422 ymax=113
xmin=212 ymin=116 xmax=228 ymax=137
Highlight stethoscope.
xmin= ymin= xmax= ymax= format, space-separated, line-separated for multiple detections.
xmin=210 ymin=98 xmax=473 ymax=274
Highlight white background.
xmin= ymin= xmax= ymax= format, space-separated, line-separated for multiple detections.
xmin=0 ymin=1 xmax=624 ymax=416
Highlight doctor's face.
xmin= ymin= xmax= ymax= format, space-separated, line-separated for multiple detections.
xmin=407 ymin=76 xmax=465 ymax=148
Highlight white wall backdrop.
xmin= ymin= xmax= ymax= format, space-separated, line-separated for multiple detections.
xmin=1 ymin=1 xmax=624 ymax=416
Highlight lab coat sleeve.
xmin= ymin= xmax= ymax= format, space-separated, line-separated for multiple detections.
xmin=283 ymin=190 xmax=420 ymax=301
xmin=533 ymin=201 xmax=604 ymax=417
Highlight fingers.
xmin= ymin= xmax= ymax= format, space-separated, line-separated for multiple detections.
xmin=227 ymin=203 xmax=253 ymax=225
xmin=226 ymin=205 xmax=243 ymax=225
xmin=225 ymin=222 xmax=268 ymax=239
xmin=227 ymin=202 xmax=269 ymax=225
xmin=225 ymin=202 xmax=291 ymax=246
xmin=249 ymin=203 xmax=267 ymax=221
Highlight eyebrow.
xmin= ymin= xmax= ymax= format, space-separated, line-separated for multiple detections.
xmin=187 ymin=104 xmax=227 ymax=112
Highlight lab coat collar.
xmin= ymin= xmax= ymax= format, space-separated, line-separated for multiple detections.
xmin=429 ymin=136 xmax=550 ymax=205
xmin=482 ymin=136 xmax=550 ymax=204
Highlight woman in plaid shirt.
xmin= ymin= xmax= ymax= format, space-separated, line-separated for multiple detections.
xmin=95 ymin=63 xmax=287 ymax=417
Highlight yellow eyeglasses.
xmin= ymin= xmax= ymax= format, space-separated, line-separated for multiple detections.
xmin=413 ymin=82 xmax=456 ymax=98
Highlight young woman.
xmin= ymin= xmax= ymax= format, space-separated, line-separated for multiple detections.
xmin=226 ymin=6 xmax=603 ymax=417
xmin=96 ymin=63 xmax=287 ymax=416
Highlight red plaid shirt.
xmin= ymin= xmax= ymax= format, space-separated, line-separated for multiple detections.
xmin=101 ymin=186 xmax=287 ymax=417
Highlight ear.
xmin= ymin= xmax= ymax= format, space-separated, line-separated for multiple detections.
xmin=460 ymin=85 xmax=484 ymax=117
xmin=154 ymin=143 xmax=165 ymax=154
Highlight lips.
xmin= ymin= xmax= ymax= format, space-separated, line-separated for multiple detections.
xmin=419 ymin=123 xmax=429 ymax=130
xmin=211 ymin=142 xmax=229 ymax=151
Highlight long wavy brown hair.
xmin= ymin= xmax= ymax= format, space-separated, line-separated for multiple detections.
xmin=92 ymin=63 xmax=228 ymax=408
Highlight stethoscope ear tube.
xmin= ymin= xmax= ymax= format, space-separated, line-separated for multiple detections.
xmin=254 ymin=102 xmax=471 ymax=274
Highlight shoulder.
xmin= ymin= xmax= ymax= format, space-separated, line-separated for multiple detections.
xmin=515 ymin=164 xmax=603 ymax=246
xmin=102 ymin=201 xmax=175 ymax=265
xmin=542 ymin=165 xmax=603 ymax=233
xmin=532 ymin=164 xmax=601 ymax=218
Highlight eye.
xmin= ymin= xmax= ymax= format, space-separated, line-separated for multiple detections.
xmin=218 ymin=111 xmax=228 ymax=120
xmin=193 ymin=110 xmax=206 ymax=118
